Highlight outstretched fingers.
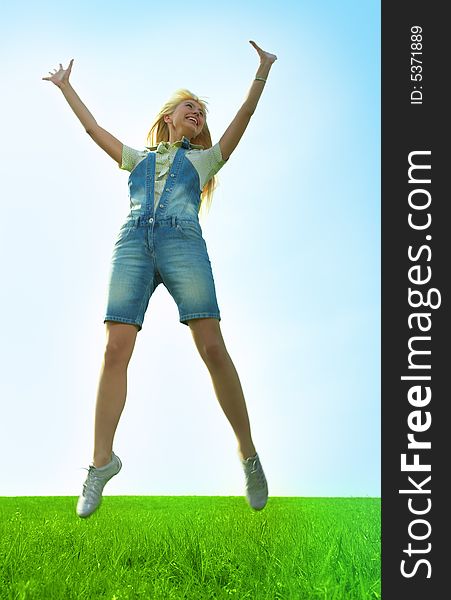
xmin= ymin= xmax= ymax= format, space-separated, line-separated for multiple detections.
xmin=42 ymin=59 xmax=74 ymax=83
xmin=248 ymin=40 xmax=277 ymax=63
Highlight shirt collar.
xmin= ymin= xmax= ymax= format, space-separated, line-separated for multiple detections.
xmin=146 ymin=136 xmax=204 ymax=151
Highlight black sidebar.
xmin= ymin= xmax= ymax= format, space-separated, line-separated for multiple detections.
xmin=382 ymin=2 xmax=448 ymax=598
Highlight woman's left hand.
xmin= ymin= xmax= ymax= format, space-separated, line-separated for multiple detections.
xmin=249 ymin=40 xmax=277 ymax=64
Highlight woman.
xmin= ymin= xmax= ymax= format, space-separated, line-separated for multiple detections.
xmin=43 ymin=40 xmax=277 ymax=518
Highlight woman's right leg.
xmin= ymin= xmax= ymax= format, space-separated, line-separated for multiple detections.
xmin=92 ymin=322 xmax=139 ymax=467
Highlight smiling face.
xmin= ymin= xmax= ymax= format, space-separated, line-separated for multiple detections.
xmin=164 ymin=99 xmax=206 ymax=142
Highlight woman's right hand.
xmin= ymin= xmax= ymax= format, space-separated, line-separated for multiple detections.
xmin=42 ymin=59 xmax=74 ymax=88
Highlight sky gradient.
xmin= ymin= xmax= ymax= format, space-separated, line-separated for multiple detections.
xmin=0 ymin=0 xmax=380 ymax=497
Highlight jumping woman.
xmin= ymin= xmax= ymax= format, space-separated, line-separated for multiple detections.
xmin=42 ymin=40 xmax=277 ymax=517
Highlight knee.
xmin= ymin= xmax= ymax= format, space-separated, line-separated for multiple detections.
xmin=103 ymin=341 xmax=132 ymax=368
xmin=201 ymin=340 xmax=228 ymax=366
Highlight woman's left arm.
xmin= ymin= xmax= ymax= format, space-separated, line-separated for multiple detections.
xmin=219 ymin=41 xmax=277 ymax=162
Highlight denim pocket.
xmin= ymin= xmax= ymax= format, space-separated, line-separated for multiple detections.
xmin=114 ymin=222 xmax=135 ymax=245
xmin=176 ymin=220 xmax=202 ymax=238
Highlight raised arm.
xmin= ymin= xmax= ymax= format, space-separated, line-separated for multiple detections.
xmin=42 ymin=60 xmax=123 ymax=166
xmin=218 ymin=41 xmax=277 ymax=162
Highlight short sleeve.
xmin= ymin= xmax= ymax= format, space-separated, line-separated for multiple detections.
xmin=188 ymin=142 xmax=228 ymax=189
xmin=119 ymin=144 xmax=148 ymax=172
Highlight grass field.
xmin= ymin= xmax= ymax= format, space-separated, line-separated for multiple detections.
xmin=0 ymin=496 xmax=380 ymax=599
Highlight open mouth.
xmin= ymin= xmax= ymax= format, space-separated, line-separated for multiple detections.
xmin=186 ymin=116 xmax=198 ymax=126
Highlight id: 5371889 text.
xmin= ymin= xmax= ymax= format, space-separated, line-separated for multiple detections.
xmin=410 ymin=25 xmax=423 ymax=105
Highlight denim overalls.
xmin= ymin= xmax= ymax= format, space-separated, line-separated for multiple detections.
xmin=104 ymin=137 xmax=221 ymax=331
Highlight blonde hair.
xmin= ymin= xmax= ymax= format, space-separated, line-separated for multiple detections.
xmin=146 ymin=89 xmax=218 ymax=216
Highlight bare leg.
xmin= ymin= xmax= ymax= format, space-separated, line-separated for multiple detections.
xmin=92 ymin=322 xmax=139 ymax=467
xmin=188 ymin=318 xmax=256 ymax=460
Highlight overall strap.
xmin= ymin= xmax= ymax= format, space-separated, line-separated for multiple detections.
xmin=144 ymin=151 xmax=156 ymax=215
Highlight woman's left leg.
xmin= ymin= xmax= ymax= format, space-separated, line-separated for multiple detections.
xmin=188 ymin=317 xmax=256 ymax=460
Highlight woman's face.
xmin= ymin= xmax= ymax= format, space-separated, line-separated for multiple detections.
xmin=164 ymin=99 xmax=206 ymax=140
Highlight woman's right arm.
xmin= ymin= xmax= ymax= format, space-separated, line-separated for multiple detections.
xmin=42 ymin=60 xmax=123 ymax=166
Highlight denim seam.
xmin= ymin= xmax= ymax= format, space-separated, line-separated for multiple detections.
xmin=136 ymin=275 xmax=156 ymax=324
xmin=180 ymin=312 xmax=220 ymax=321
xmin=104 ymin=316 xmax=142 ymax=327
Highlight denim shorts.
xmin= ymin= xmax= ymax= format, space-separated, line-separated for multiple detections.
xmin=103 ymin=216 xmax=221 ymax=331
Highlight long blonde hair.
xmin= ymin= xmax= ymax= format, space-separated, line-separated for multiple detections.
xmin=146 ymin=89 xmax=218 ymax=215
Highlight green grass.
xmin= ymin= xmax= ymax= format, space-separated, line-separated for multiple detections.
xmin=0 ymin=497 xmax=380 ymax=599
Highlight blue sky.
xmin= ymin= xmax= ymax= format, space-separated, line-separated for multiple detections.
xmin=0 ymin=0 xmax=380 ymax=497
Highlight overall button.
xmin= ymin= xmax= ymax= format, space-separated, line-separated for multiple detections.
xmin=159 ymin=204 xmax=164 ymax=208
xmin=170 ymin=173 xmax=175 ymax=178
xmin=148 ymin=217 xmax=153 ymax=223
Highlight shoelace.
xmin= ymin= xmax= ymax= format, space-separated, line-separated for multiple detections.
xmin=244 ymin=458 xmax=267 ymax=490
xmin=81 ymin=466 xmax=107 ymax=500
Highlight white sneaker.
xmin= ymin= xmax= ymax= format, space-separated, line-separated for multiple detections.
xmin=76 ymin=452 xmax=122 ymax=518
xmin=241 ymin=452 xmax=268 ymax=511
